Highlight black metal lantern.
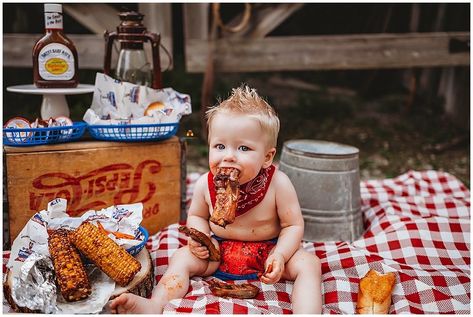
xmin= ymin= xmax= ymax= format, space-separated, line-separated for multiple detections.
xmin=104 ymin=11 xmax=162 ymax=89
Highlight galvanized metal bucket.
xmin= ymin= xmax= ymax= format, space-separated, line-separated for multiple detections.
xmin=279 ymin=139 xmax=363 ymax=242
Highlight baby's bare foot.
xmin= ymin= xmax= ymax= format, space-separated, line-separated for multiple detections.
xmin=109 ymin=293 xmax=161 ymax=314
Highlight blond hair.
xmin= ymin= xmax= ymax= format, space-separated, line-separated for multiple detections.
xmin=206 ymin=85 xmax=280 ymax=148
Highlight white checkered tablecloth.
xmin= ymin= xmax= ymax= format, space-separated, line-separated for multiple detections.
xmin=3 ymin=170 xmax=470 ymax=314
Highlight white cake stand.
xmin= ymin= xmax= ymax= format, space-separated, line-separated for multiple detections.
xmin=7 ymin=84 xmax=95 ymax=119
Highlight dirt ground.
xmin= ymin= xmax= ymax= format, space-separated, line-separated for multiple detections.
xmin=181 ymin=74 xmax=470 ymax=187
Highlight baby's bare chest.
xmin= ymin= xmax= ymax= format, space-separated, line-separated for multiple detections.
xmin=209 ymin=191 xmax=281 ymax=240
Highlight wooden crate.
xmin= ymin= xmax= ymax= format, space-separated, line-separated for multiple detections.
xmin=3 ymin=137 xmax=184 ymax=245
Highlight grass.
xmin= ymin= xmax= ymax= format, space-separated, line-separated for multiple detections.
xmin=181 ymin=73 xmax=469 ymax=187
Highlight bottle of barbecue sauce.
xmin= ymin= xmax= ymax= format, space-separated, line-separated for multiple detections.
xmin=33 ymin=3 xmax=79 ymax=88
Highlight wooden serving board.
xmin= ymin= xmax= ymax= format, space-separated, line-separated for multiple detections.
xmin=3 ymin=248 xmax=154 ymax=313
xmin=110 ymin=248 xmax=154 ymax=299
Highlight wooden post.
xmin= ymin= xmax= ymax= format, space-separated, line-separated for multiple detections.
xmin=183 ymin=3 xmax=210 ymax=141
xmin=419 ymin=4 xmax=447 ymax=105
xmin=139 ymin=3 xmax=174 ymax=71
xmin=438 ymin=66 xmax=470 ymax=129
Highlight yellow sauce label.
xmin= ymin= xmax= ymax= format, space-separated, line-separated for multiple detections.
xmin=38 ymin=43 xmax=75 ymax=80
xmin=45 ymin=58 xmax=69 ymax=75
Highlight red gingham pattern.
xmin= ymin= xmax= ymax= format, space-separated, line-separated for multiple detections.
xmin=3 ymin=170 xmax=470 ymax=314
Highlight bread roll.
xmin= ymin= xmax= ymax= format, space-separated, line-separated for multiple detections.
xmin=356 ymin=269 xmax=395 ymax=314
xmin=144 ymin=101 xmax=165 ymax=116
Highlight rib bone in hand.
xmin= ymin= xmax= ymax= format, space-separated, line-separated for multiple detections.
xmin=178 ymin=226 xmax=220 ymax=262
xmin=210 ymin=167 xmax=240 ymax=228
xmin=208 ymin=279 xmax=259 ymax=299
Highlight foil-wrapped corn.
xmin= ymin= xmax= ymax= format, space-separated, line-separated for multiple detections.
xmin=70 ymin=222 xmax=141 ymax=287
xmin=48 ymin=229 xmax=91 ymax=302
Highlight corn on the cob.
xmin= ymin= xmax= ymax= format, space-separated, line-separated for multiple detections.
xmin=48 ymin=229 xmax=91 ymax=302
xmin=70 ymin=222 xmax=141 ymax=287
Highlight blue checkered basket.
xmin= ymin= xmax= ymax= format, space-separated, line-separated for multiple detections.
xmin=87 ymin=123 xmax=178 ymax=142
xmin=3 ymin=122 xmax=86 ymax=146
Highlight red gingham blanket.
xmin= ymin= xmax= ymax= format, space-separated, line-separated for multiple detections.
xmin=3 ymin=170 xmax=470 ymax=314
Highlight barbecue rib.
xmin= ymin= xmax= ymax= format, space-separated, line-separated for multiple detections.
xmin=208 ymin=280 xmax=259 ymax=299
xmin=210 ymin=167 xmax=240 ymax=228
xmin=178 ymin=226 xmax=220 ymax=262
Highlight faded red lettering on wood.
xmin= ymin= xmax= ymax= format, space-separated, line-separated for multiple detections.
xmin=29 ymin=160 xmax=161 ymax=217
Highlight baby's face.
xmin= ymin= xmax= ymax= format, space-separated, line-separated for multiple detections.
xmin=208 ymin=112 xmax=274 ymax=184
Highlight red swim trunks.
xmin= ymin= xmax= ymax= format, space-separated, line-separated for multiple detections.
xmin=213 ymin=236 xmax=277 ymax=280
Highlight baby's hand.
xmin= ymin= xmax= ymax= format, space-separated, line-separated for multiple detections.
xmin=188 ymin=237 xmax=210 ymax=260
xmin=260 ymin=252 xmax=285 ymax=284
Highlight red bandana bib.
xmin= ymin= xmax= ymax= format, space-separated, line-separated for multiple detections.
xmin=208 ymin=165 xmax=276 ymax=217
